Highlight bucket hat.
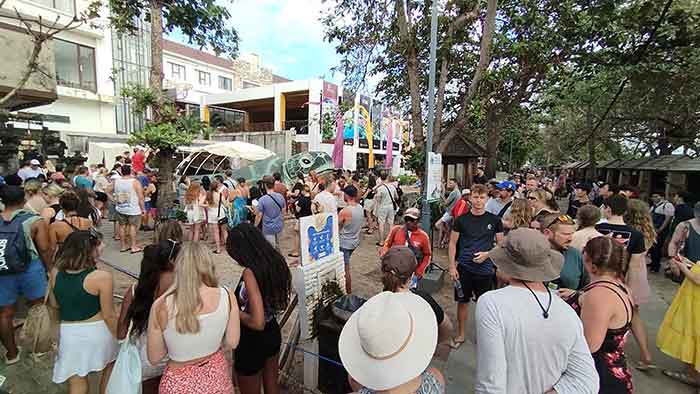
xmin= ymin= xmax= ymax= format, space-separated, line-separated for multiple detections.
xmin=338 ymin=291 xmax=437 ymax=390
xmin=489 ymin=228 xmax=564 ymax=282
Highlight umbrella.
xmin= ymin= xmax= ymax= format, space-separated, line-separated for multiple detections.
xmin=193 ymin=141 xmax=276 ymax=161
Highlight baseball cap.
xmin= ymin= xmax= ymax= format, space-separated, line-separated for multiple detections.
xmin=380 ymin=246 xmax=417 ymax=281
xmin=574 ymin=182 xmax=592 ymax=192
xmin=343 ymin=185 xmax=358 ymax=198
xmin=461 ymin=188 xmax=470 ymax=196
xmin=496 ymin=180 xmax=517 ymax=191
xmin=30 ymin=159 xmax=40 ymax=166
xmin=403 ymin=207 xmax=420 ymax=220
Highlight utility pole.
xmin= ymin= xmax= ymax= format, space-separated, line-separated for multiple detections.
xmin=420 ymin=0 xmax=439 ymax=233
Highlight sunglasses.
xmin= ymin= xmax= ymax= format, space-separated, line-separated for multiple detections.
xmin=527 ymin=196 xmax=537 ymax=200
xmin=546 ymin=214 xmax=574 ymax=229
xmin=404 ymin=217 xmax=418 ymax=223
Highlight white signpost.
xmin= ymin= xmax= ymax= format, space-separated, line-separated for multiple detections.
xmin=426 ymin=152 xmax=443 ymax=202
xmin=292 ymin=212 xmax=346 ymax=389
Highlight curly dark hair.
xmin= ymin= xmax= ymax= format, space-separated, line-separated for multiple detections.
xmin=125 ymin=240 xmax=180 ymax=337
xmin=226 ymin=222 xmax=291 ymax=312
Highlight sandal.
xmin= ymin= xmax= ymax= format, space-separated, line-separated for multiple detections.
xmin=130 ymin=248 xmax=143 ymax=254
xmin=663 ymin=370 xmax=699 ymax=387
xmin=119 ymin=248 xmax=130 ymax=253
xmin=448 ymin=338 xmax=465 ymax=350
xmin=288 ymin=253 xmax=300 ymax=258
xmin=635 ymin=360 xmax=657 ymax=371
xmin=5 ymin=346 xmax=21 ymax=365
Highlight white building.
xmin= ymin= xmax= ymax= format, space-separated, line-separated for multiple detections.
xmin=0 ymin=0 xmax=286 ymax=152
xmin=2 ymin=0 xmax=117 ymax=142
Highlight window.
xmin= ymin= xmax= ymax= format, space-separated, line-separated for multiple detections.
xmin=218 ymin=76 xmax=232 ymax=91
xmin=33 ymin=0 xmax=75 ymax=14
xmin=55 ymin=39 xmax=96 ymax=91
xmin=197 ymin=70 xmax=211 ymax=86
xmin=241 ymin=80 xmax=260 ymax=89
xmin=169 ymin=62 xmax=186 ymax=80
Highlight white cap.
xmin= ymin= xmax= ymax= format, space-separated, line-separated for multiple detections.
xmin=30 ymin=159 xmax=40 ymax=166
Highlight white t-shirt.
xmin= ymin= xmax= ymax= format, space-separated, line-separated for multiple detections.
xmin=17 ymin=166 xmax=44 ymax=181
xmin=475 ymin=286 xmax=599 ymax=394
xmin=314 ymin=191 xmax=337 ymax=213
xmin=650 ymin=200 xmax=675 ymax=218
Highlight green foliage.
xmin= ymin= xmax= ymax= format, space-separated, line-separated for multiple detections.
xmin=397 ymin=175 xmax=418 ymax=186
xmin=121 ymin=83 xmax=158 ymax=115
xmin=128 ymin=122 xmax=192 ymax=151
xmin=109 ymin=0 xmax=238 ymax=57
xmin=402 ymin=146 xmax=425 ymax=175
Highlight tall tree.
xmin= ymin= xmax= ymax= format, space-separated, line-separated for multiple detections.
xmin=109 ymin=0 xmax=238 ymax=209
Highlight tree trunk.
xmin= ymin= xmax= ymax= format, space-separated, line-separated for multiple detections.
xmin=484 ymin=108 xmax=501 ymax=178
xmin=156 ymin=149 xmax=177 ymax=211
xmin=587 ymin=109 xmax=597 ymax=181
xmin=395 ymin=0 xmax=424 ymax=147
xmin=149 ymin=0 xmax=165 ymax=121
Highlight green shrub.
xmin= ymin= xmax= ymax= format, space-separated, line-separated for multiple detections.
xmin=398 ymin=175 xmax=418 ymax=185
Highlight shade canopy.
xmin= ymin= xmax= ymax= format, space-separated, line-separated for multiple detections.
xmin=192 ymin=141 xmax=276 ymax=161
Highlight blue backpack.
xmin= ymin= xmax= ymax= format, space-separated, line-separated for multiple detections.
xmin=0 ymin=212 xmax=34 ymax=275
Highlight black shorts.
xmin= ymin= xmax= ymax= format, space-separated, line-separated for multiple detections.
xmin=454 ymin=265 xmax=494 ymax=303
xmin=234 ymin=318 xmax=281 ymax=376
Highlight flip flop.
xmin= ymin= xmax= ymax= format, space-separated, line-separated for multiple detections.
xmin=448 ymin=338 xmax=465 ymax=350
xmin=213 ymin=250 xmax=222 ymax=255
xmin=5 ymin=346 xmax=21 ymax=365
xmin=119 ymin=248 xmax=130 ymax=253
xmin=130 ymin=248 xmax=143 ymax=254
xmin=288 ymin=253 xmax=300 ymax=258
xmin=663 ymin=370 xmax=699 ymax=387
xmin=635 ymin=360 xmax=657 ymax=371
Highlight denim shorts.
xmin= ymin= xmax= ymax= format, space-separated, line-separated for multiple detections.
xmin=0 ymin=259 xmax=48 ymax=306
xmin=340 ymin=248 xmax=355 ymax=265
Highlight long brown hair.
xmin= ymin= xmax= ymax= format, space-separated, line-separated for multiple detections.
xmin=55 ymin=230 xmax=103 ymax=271
xmin=167 ymin=242 xmax=218 ymax=334
xmin=624 ymin=199 xmax=656 ymax=250
xmin=184 ymin=181 xmax=202 ymax=205
xmin=509 ymin=199 xmax=533 ymax=229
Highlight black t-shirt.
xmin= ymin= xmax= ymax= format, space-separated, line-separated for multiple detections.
xmin=453 ymin=211 xmax=503 ymax=274
xmin=410 ymin=288 xmax=444 ymax=325
xmin=567 ymin=198 xmax=590 ymax=217
xmin=292 ymin=182 xmax=304 ymax=195
xmin=595 ymin=222 xmax=646 ymax=254
xmin=295 ymin=195 xmax=313 ymax=218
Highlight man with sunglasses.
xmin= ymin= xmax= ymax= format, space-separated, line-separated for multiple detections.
xmin=381 ymin=208 xmax=432 ymax=278
xmin=537 ymin=213 xmax=589 ymax=294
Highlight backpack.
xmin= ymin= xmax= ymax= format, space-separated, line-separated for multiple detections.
xmin=0 ymin=212 xmax=34 ymax=275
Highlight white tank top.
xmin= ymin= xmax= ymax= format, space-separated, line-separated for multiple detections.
xmin=163 ymin=288 xmax=229 ymax=362
xmin=114 ymin=178 xmax=142 ymax=216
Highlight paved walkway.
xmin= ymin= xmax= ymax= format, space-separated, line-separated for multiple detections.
xmin=0 ymin=218 xmax=695 ymax=394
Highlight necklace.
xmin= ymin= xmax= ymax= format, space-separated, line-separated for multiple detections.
xmin=521 ymin=281 xmax=552 ymax=319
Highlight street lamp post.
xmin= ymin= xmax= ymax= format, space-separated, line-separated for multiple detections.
xmin=420 ymin=0 xmax=440 ymax=234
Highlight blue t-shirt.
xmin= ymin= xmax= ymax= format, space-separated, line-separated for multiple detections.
xmin=137 ymin=175 xmax=149 ymax=188
xmin=74 ymin=175 xmax=94 ymax=190
xmin=453 ymin=211 xmax=503 ymax=275
xmin=258 ymin=192 xmax=285 ymax=235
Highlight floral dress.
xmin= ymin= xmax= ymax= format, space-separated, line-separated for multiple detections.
xmin=566 ymin=280 xmax=633 ymax=394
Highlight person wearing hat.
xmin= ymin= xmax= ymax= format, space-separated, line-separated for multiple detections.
xmin=381 ymin=208 xmax=432 ymax=278
xmin=475 ymin=228 xmax=598 ymax=394
xmin=339 ymin=185 xmax=365 ymax=294
xmin=17 ymin=159 xmax=45 ymax=182
xmin=381 ymin=247 xmax=453 ymax=344
xmin=485 ymin=180 xmax=516 ymax=218
xmin=450 ymin=189 xmax=471 ymax=220
xmin=567 ymin=182 xmax=593 ymax=218
xmin=339 ymin=291 xmax=445 ymax=394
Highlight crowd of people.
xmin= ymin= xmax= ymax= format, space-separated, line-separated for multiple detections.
xmin=1 ymin=152 xmax=700 ymax=394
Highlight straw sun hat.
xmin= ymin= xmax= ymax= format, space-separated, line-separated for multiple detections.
xmin=338 ymin=291 xmax=437 ymax=391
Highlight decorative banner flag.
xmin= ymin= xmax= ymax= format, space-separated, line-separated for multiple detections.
xmin=332 ymin=113 xmax=344 ymax=168
xmin=385 ymin=119 xmax=394 ymax=169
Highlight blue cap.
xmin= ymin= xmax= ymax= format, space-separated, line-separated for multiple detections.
xmin=496 ymin=180 xmax=517 ymax=191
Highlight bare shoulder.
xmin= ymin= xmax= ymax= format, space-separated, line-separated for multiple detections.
xmin=88 ymin=269 xmax=113 ymax=284
xmin=427 ymin=367 xmax=445 ymax=385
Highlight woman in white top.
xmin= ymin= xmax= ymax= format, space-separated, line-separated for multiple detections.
xmin=147 ymin=242 xmax=240 ymax=394
xmin=184 ymin=182 xmax=206 ymax=242
xmin=205 ymin=180 xmax=226 ymax=254
xmin=571 ymin=204 xmax=603 ymax=252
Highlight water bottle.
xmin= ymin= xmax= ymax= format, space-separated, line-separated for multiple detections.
xmin=409 ymin=274 xmax=418 ymax=290
xmin=454 ymin=280 xmax=464 ymax=299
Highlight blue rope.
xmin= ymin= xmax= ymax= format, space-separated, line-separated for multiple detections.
xmin=285 ymin=342 xmax=345 ymax=368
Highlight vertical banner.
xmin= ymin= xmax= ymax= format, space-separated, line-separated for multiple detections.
xmin=371 ymin=100 xmax=383 ymax=151
xmin=385 ymin=118 xmax=394 ymax=169
xmin=321 ymin=81 xmax=338 ymax=143
xmin=342 ymin=90 xmax=356 ymax=145
xmin=332 ymin=116 xmax=344 ymax=168
xmin=359 ymin=95 xmax=372 ymax=167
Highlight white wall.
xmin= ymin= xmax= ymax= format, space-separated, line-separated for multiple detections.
xmin=32 ymin=96 xmax=116 ymax=134
xmin=163 ymin=52 xmax=237 ymax=105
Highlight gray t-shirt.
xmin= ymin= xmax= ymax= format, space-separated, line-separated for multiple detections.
xmin=475 ymin=286 xmax=599 ymax=394
xmin=258 ymin=192 xmax=285 ymax=235
xmin=445 ymin=188 xmax=461 ymax=211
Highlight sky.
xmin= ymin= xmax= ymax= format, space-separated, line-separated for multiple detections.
xmin=221 ymin=0 xmax=341 ymax=82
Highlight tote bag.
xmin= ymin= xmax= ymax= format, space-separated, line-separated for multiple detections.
xmin=106 ymin=323 xmax=142 ymax=394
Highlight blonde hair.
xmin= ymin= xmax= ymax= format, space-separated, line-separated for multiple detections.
xmin=624 ymin=199 xmax=656 ymax=250
xmin=509 ymin=199 xmax=533 ymax=229
xmin=24 ymin=178 xmax=42 ymax=196
xmin=528 ymin=188 xmax=553 ymax=203
xmin=42 ymin=183 xmax=64 ymax=199
xmin=168 ymin=242 xmax=218 ymax=334
xmin=184 ymin=181 xmax=202 ymax=205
